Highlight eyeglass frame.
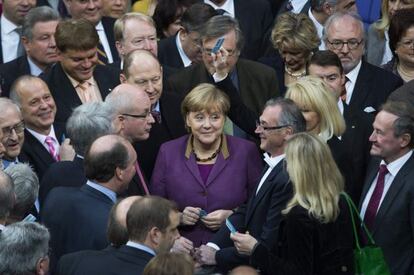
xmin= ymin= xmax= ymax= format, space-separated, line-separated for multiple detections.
xmin=326 ymin=39 xmax=364 ymax=50
xmin=255 ymin=120 xmax=290 ymax=132
xmin=122 ymin=112 xmax=153 ymax=120
xmin=1 ymin=120 xmax=25 ymax=139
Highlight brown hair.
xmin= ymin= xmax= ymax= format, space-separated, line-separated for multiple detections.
xmin=55 ymin=18 xmax=99 ymax=52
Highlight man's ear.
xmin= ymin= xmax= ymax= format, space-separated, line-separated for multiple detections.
xmin=400 ymin=133 xmax=411 ymax=148
xmin=148 ymin=227 xmax=161 ymax=246
xmin=36 ymin=256 xmax=50 ymax=275
xmin=120 ymin=73 xmax=127 ymax=83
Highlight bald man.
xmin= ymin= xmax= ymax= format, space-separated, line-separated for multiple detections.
xmin=41 ymin=135 xmax=137 ymax=272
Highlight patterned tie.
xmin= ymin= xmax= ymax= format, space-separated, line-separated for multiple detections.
xmin=341 ymin=76 xmax=350 ymax=104
xmin=135 ymin=161 xmax=150 ymax=195
xmin=364 ymin=164 xmax=388 ymax=230
xmin=45 ymin=136 xmax=60 ymax=161
xmin=97 ymin=40 xmax=108 ymax=65
xmin=15 ymin=27 xmax=25 ymax=57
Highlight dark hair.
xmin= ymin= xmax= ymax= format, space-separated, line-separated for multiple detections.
xmin=153 ymin=0 xmax=197 ymax=38
xmin=0 ymin=171 xmax=14 ymax=220
xmin=180 ymin=3 xmax=217 ymax=33
xmin=308 ymin=50 xmax=343 ymax=74
xmin=127 ymin=196 xmax=178 ymax=242
xmin=389 ymin=8 xmax=414 ymax=57
xmin=381 ymin=100 xmax=414 ymax=148
xmin=201 ymin=15 xmax=244 ymax=51
xmin=55 ymin=18 xmax=99 ymax=52
xmin=84 ymin=140 xmax=130 ymax=182
xmin=22 ymin=6 xmax=60 ymax=40
xmin=107 ymin=199 xmax=129 ymax=247
xmin=265 ymin=97 xmax=307 ymax=134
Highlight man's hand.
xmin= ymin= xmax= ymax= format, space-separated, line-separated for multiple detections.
xmin=197 ymin=245 xmax=217 ymax=265
xmin=171 ymin=236 xmax=194 ymax=254
xmin=230 ymin=232 xmax=258 ymax=256
xmin=59 ymin=138 xmax=75 ymax=161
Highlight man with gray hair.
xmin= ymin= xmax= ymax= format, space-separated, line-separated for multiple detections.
xmin=323 ymin=11 xmax=402 ymax=117
xmin=4 ymin=163 xmax=39 ymax=223
xmin=39 ymin=102 xmax=114 ymax=204
xmin=0 ymin=170 xmax=14 ymax=230
xmin=168 ymin=15 xmax=279 ymax=139
xmin=0 ymin=222 xmax=50 ymax=275
xmin=0 ymin=6 xmax=60 ymax=97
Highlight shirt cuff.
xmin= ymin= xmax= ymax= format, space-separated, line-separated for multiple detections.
xmin=206 ymin=242 xmax=220 ymax=251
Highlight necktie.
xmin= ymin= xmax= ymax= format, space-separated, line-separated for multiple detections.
xmin=97 ymin=40 xmax=108 ymax=65
xmin=151 ymin=110 xmax=162 ymax=123
xmin=364 ymin=164 xmax=388 ymax=230
xmin=77 ymin=81 xmax=93 ymax=103
xmin=341 ymin=77 xmax=350 ymax=104
xmin=15 ymin=27 xmax=25 ymax=57
xmin=285 ymin=0 xmax=293 ymax=11
xmin=135 ymin=161 xmax=150 ymax=195
xmin=45 ymin=136 xmax=60 ymax=161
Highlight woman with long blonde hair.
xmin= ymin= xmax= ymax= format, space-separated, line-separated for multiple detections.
xmin=230 ymin=133 xmax=354 ymax=274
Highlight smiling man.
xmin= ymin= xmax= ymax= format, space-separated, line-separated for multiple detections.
xmin=0 ymin=6 xmax=59 ymax=97
xmin=41 ymin=19 xmax=120 ymax=124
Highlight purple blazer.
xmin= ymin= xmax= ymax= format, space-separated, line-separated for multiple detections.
xmin=150 ymin=134 xmax=263 ymax=246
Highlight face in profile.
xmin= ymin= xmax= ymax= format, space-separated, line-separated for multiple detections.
xmin=156 ymin=211 xmax=180 ymax=253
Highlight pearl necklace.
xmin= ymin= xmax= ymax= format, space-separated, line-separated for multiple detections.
xmin=285 ymin=65 xmax=306 ymax=78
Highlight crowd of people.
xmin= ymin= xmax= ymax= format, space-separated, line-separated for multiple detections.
xmin=0 ymin=0 xmax=414 ymax=274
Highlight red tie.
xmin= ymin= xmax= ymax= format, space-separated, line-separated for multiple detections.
xmin=364 ymin=164 xmax=388 ymax=230
xmin=135 ymin=161 xmax=149 ymax=195
xmin=45 ymin=136 xmax=60 ymax=162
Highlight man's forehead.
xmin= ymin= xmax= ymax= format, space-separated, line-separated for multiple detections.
xmin=309 ymin=64 xmax=340 ymax=75
xmin=328 ymin=17 xmax=363 ymax=38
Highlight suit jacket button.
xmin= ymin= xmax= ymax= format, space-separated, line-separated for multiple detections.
xmin=341 ymin=266 xmax=348 ymax=272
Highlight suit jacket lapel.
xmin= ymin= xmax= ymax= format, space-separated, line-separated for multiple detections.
xmin=372 ymin=154 xmax=414 ymax=234
xmin=205 ymin=153 xmax=228 ymax=187
xmin=184 ymin=154 xmax=205 ymax=188
xmin=246 ymin=162 xmax=283 ymax=222
xmin=349 ymin=61 xmax=372 ymax=114
xmin=93 ymin=65 xmax=115 ymax=99
xmin=359 ymin=158 xmax=381 ymax=209
xmin=54 ymin=63 xmax=83 ymax=108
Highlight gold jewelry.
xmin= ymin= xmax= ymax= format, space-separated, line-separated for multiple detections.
xmin=285 ymin=65 xmax=306 ymax=78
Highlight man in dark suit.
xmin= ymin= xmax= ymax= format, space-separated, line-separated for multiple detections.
xmin=105 ymin=83 xmax=155 ymax=195
xmin=202 ymin=0 xmax=273 ymax=61
xmin=0 ymin=0 xmax=37 ymax=64
xmin=308 ymin=50 xmax=372 ymax=203
xmin=57 ymin=196 xmax=181 ymax=275
xmin=359 ymin=101 xmax=414 ymax=274
xmin=9 ymin=76 xmax=74 ymax=181
xmin=0 ymin=6 xmax=59 ymax=97
xmin=120 ymin=50 xmax=186 ymax=179
xmin=39 ymin=102 xmax=114 ymax=205
xmin=197 ymin=98 xmax=306 ymax=273
xmin=41 ymin=19 xmax=120 ymax=124
xmin=41 ymin=134 xmax=137 ymax=272
xmin=168 ymin=15 xmax=279 ymax=138
xmin=158 ymin=3 xmax=217 ymax=69
xmin=0 ymin=170 xmax=14 ymax=231
xmin=324 ymin=12 xmax=403 ymax=118
xmin=388 ymin=79 xmax=414 ymax=109
xmin=63 ymin=0 xmax=118 ymax=64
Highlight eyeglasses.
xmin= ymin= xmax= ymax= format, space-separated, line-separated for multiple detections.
xmin=202 ymin=48 xmax=238 ymax=56
xmin=326 ymin=39 xmax=363 ymax=50
xmin=255 ymin=121 xmax=290 ymax=132
xmin=122 ymin=112 xmax=152 ymax=120
xmin=2 ymin=121 xmax=25 ymax=139
xmin=398 ymin=40 xmax=414 ymax=49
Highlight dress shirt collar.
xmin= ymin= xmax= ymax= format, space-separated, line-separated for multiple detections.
xmin=86 ymin=180 xmax=117 ymax=203
xmin=95 ymin=20 xmax=104 ymax=31
xmin=1 ymin=14 xmax=19 ymax=35
xmin=27 ymin=56 xmax=43 ymax=76
xmin=152 ymin=100 xmax=160 ymax=112
xmin=185 ymin=134 xmax=229 ymax=159
xmin=126 ymin=241 xmax=156 ymax=256
xmin=2 ymin=158 xmax=19 ymax=169
xmin=65 ymin=70 xmax=95 ymax=89
xmin=263 ymin=153 xmax=285 ymax=169
xmin=26 ymin=125 xmax=57 ymax=145
xmin=345 ymin=60 xmax=362 ymax=86
xmin=176 ymin=31 xmax=192 ymax=67
xmin=204 ymin=0 xmax=235 ymax=17
xmin=380 ymin=150 xmax=413 ymax=177
xmin=290 ymin=0 xmax=308 ymax=13
xmin=308 ymin=8 xmax=325 ymax=49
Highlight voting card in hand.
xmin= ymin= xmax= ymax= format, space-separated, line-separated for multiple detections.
xmin=225 ymin=218 xmax=236 ymax=233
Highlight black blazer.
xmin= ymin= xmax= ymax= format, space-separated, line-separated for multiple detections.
xmin=250 ymin=198 xmax=354 ymax=275
xmin=211 ymin=160 xmax=293 ymax=272
xmin=101 ymin=16 xmax=120 ymax=63
xmin=0 ymin=55 xmax=30 ymax=97
xmin=348 ymin=61 xmax=403 ymax=117
xmin=41 ymin=184 xmax=115 ymax=272
xmin=168 ymin=58 xmax=279 ymax=116
xmin=359 ymin=155 xmax=414 ymax=274
xmin=158 ymin=35 xmax=184 ymax=69
xmin=134 ymin=92 xmax=186 ymax=180
xmin=19 ymin=123 xmax=66 ymax=181
xmin=41 ymin=62 xmax=120 ymax=124
xmin=58 ymin=245 xmax=153 ymax=275
xmin=39 ymin=155 xmax=86 ymax=206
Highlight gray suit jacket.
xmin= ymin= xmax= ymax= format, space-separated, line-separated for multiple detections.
xmin=366 ymin=23 xmax=386 ymax=67
xmin=360 ymin=154 xmax=414 ymax=275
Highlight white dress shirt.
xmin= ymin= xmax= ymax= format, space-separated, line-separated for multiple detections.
xmin=204 ymin=0 xmax=235 ymax=17
xmin=1 ymin=15 xmax=21 ymax=63
xmin=126 ymin=241 xmax=156 ymax=256
xmin=27 ymin=57 xmax=43 ymax=76
xmin=344 ymin=60 xmax=362 ymax=105
xmin=308 ymin=8 xmax=325 ymax=50
xmin=26 ymin=126 xmax=60 ymax=155
xmin=289 ymin=0 xmax=308 ymax=14
xmin=96 ymin=21 xmax=114 ymax=63
xmin=360 ymin=150 xmax=413 ymax=219
xmin=176 ymin=31 xmax=192 ymax=67
xmin=256 ymin=153 xmax=285 ymax=194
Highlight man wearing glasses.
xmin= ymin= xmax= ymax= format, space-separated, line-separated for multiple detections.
xmin=323 ymin=11 xmax=402 ymax=118
xmin=168 ymin=15 xmax=279 ymax=140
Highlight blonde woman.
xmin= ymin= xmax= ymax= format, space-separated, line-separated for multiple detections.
xmin=231 ymin=133 xmax=354 ymax=275
xmin=366 ymin=0 xmax=414 ymax=66
xmin=259 ymin=12 xmax=320 ymax=95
